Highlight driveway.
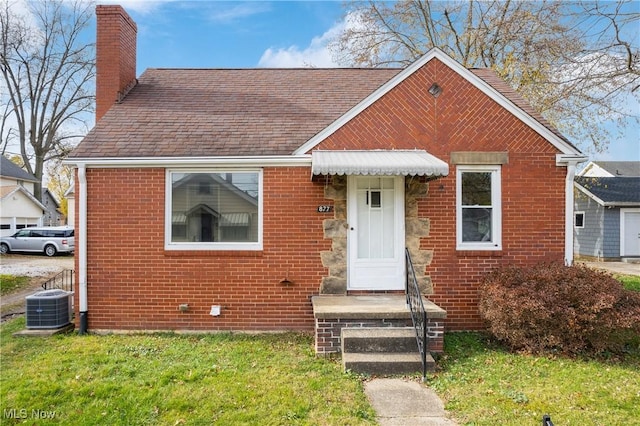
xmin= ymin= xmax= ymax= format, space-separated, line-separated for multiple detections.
xmin=1 ymin=254 xmax=74 ymax=321
xmin=578 ymin=261 xmax=640 ymax=276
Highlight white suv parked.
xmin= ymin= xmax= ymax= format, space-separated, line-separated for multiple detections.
xmin=0 ymin=226 xmax=74 ymax=256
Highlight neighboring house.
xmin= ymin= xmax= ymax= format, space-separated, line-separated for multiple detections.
xmin=578 ymin=161 xmax=640 ymax=178
xmin=42 ymin=189 xmax=64 ymax=226
xmin=574 ymin=161 xmax=640 ymax=260
xmin=66 ymin=6 xmax=586 ymax=343
xmin=0 ymin=157 xmax=45 ymax=237
xmin=65 ymin=184 xmax=75 ymax=228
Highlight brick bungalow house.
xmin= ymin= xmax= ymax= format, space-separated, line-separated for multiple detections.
xmin=67 ymin=6 xmax=585 ymax=359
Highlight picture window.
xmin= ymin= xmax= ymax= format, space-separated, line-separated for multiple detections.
xmin=166 ymin=170 xmax=262 ymax=251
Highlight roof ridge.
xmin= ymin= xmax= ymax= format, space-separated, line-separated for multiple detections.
xmin=146 ymin=67 xmax=405 ymax=71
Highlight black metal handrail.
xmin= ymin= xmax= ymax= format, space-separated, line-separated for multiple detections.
xmin=405 ymin=248 xmax=428 ymax=380
xmin=42 ymin=269 xmax=74 ymax=293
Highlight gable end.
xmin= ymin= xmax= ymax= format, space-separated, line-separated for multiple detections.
xmin=294 ymin=48 xmax=580 ymax=157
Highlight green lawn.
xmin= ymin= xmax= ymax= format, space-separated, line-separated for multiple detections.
xmin=2 ymin=320 xmax=639 ymax=425
xmin=617 ymin=274 xmax=640 ymax=292
xmin=0 ymin=274 xmax=30 ymax=296
xmin=0 ymin=319 xmax=375 ymax=425
xmin=430 ymin=332 xmax=640 ymax=425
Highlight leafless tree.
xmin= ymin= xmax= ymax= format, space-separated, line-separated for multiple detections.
xmin=46 ymin=156 xmax=73 ymax=219
xmin=330 ymin=0 xmax=639 ymax=154
xmin=1 ymin=0 xmax=94 ymax=201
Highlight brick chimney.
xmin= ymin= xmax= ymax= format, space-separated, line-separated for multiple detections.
xmin=95 ymin=5 xmax=137 ymax=122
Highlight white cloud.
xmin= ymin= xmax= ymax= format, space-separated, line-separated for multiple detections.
xmin=6 ymin=0 xmax=39 ymax=33
xmin=257 ymin=14 xmax=345 ymax=68
xmin=257 ymin=10 xmax=379 ymax=68
xmin=206 ymin=2 xmax=271 ymax=24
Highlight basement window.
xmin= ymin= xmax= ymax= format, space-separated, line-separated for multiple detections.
xmin=165 ymin=170 xmax=262 ymax=251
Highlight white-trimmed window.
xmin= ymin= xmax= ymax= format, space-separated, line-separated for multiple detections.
xmin=456 ymin=165 xmax=502 ymax=250
xmin=574 ymin=212 xmax=585 ymax=228
xmin=165 ymin=170 xmax=262 ymax=251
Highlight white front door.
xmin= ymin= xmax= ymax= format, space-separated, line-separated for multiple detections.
xmin=621 ymin=209 xmax=640 ymax=257
xmin=347 ymin=176 xmax=405 ymax=290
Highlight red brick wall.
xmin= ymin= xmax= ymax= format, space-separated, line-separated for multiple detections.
xmin=315 ymin=59 xmax=566 ymax=330
xmin=79 ymin=58 xmax=567 ymax=332
xmin=96 ymin=5 xmax=137 ymax=122
xmin=77 ymin=167 xmax=330 ymax=331
xmin=315 ymin=318 xmax=444 ymax=355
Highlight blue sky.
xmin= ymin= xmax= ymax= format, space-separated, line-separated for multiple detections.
xmin=103 ymin=1 xmax=346 ymax=70
xmin=95 ymin=1 xmax=637 ymax=162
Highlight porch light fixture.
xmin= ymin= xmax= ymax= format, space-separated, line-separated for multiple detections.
xmin=428 ymin=83 xmax=442 ymax=98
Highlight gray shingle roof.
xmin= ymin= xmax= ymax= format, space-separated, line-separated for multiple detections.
xmin=592 ymin=161 xmax=640 ymax=177
xmin=0 ymin=157 xmax=38 ymax=181
xmin=575 ymin=176 xmax=640 ymax=204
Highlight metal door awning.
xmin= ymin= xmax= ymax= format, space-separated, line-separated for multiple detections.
xmin=311 ymin=150 xmax=449 ymax=176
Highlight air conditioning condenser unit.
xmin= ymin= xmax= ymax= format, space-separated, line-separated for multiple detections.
xmin=25 ymin=289 xmax=73 ymax=329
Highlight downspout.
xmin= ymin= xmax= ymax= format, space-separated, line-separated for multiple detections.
xmin=564 ymin=161 xmax=577 ymax=266
xmin=557 ymin=154 xmax=587 ymax=266
xmin=78 ymin=164 xmax=88 ymax=334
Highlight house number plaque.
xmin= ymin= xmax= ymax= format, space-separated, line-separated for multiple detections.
xmin=317 ymin=205 xmax=333 ymax=213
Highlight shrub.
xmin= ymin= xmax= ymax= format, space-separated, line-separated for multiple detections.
xmin=478 ymin=262 xmax=640 ymax=356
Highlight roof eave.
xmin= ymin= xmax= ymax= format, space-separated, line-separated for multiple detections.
xmin=0 ymin=171 xmax=39 ymax=183
xmin=64 ymin=155 xmax=312 ymax=168
xmin=602 ymin=202 xmax=640 ymax=207
xmin=574 ymin=182 xmax=605 ymax=206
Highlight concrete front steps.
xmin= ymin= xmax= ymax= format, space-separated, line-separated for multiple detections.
xmin=341 ymin=327 xmax=435 ymax=375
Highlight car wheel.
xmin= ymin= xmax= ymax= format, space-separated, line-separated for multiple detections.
xmin=44 ymin=245 xmax=57 ymax=257
xmin=0 ymin=243 xmax=9 ymax=255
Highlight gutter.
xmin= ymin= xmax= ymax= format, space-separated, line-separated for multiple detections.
xmin=78 ymin=164 xmax=88 ymax=334
xmin=557 ymin=154 xmax=588 ymax=265
xmin=65 ymin=154 xmax=312 ymax=168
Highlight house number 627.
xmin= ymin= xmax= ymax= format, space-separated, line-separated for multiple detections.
xmin=317 ymin=205 xmax=333 ymax=213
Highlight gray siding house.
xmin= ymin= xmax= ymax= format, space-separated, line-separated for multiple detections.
xmin=574 ymin=161 xmax=640 ymax=261
xmin=42 ymin=189 xmax=64 ymax=226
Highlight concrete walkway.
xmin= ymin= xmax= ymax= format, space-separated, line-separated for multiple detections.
xmin=579 ymin=261 xmax=640 ymax=276
xmin=364 ymin=378 xmax=458 ymax=426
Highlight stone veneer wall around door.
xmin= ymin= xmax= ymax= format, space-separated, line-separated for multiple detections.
xmin=319 ymin=175 xmax=435 ymax=295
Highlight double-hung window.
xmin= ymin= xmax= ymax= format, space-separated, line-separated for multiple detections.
xmin=456 ymin=165 xmax=501 ymax=250
xmin=166 ymin=170 xmax=262 ymax=251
